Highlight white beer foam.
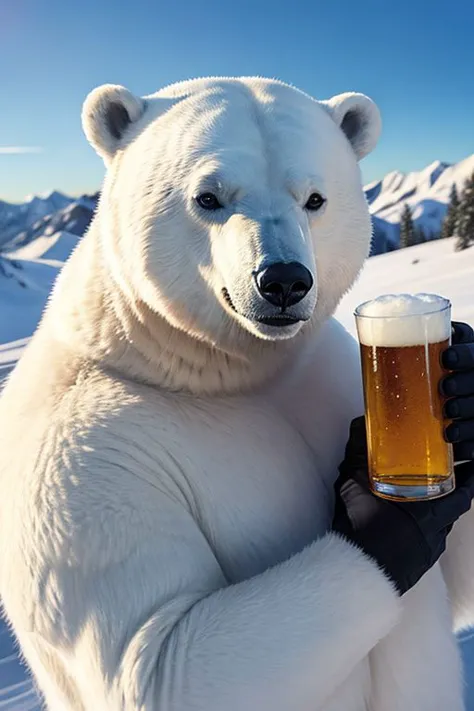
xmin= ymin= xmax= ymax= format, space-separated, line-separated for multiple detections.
xmin=355 ymin=293 xmax=451 ymax=347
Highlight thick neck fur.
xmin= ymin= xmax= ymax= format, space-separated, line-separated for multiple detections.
xmin=44 ymin=221 xmax=312 ymax=397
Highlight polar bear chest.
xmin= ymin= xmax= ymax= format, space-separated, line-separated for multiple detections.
xmin=147 ymin=391 xmax=335 ymax=584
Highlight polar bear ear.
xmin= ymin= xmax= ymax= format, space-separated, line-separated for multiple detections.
xmin=81 ymin=84 xmax=145 ymax=161
xmin=320 ymin=92 xmax=381 ymax=161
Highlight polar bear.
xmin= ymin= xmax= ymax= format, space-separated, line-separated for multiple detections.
xmin=0 ymin=77 xmax=473 ymax=711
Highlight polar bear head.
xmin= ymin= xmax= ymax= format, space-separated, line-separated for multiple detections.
xmin=82 ymin=78 xmax=380 ymax=351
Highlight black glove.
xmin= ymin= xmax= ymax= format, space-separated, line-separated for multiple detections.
xmin=333 ymin=322 xmax=474 ymax=595
xmin=442 ymin=321 xmax=474 ymax=461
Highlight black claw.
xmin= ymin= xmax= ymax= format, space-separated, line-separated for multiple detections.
xmin=441 ymin=377 xmax=457 ymax=396
xmin=443 ymin=344 xmax=474 ymax=371
xmin=444 ymin=399 xmax=460 ymax=419
xmin=452 ymin=322 xmax=474 ymax=345
xmin=442 ymin=347 xmax=459 ymax=369
xmin=445 ymin=424 xmax=460 ymax=443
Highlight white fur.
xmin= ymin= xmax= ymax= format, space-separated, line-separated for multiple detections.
xmin=0 ymin=76 xmax=469 ymax=711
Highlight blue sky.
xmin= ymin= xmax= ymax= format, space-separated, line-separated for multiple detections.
xmin=1 ymin=0 xmax=473 ymax=202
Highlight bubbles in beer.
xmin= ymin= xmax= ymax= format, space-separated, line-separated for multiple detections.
xmin=355 ymin=293 xmax=451 ymax=347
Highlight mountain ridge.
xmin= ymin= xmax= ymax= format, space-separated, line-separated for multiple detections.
xmin=367 ymin=153 xmax=474 ymax=253
xmin=0 ymin=192 xmax=99 ymax=254
xmin=0 ymin=190 xmax=74 ymax=249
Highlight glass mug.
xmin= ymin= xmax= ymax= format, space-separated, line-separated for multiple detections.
xmin=354 ymin=293 xmax=454 ymax=501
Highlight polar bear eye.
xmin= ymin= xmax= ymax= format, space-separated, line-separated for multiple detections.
xmin=304 ymin=193 xmax=326 ymax=212
xmin=196 ymin=192 xmax=223 ymax=211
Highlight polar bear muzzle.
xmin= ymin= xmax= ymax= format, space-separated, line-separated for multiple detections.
xmin=254 ymin=262 xmax=313 ymax=313
xmin=221 ymin=259 xmax=314 ymax=330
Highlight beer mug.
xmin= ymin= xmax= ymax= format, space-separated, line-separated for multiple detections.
xmin=354 ymin=293 xmax=454 ymax=501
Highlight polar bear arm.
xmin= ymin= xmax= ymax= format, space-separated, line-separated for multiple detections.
xmin=441 ymin=511 xmax=474 ymax=632
xmin=54 ymin=485 xmax=401 ymax=710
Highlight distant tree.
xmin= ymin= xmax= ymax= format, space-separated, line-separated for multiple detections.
xmin=441 ymin=183 xmax=460 ymax=239
xmin=415 ymin=225 xmax=427 ymax=244
xmin=399 ymin=203 xmax=416 ymax=248
xmin=455 ymin=173 xmax=474 ymax=251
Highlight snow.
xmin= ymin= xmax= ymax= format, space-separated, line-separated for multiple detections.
xmin=0 ymin=258 xmax=60 ymax=343
xmin=0 ymin=625 xmax=38 ymax=711
xmin=6 ymin=230 xmax=80 ymax=263
xmin=0 ymin=339 xmax=29 ymax=381
xmin=1 ymin=235 xmax=474 ymax=708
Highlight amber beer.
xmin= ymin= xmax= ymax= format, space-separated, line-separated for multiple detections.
xmin=355 ymin=294 xmax=454 ymax=501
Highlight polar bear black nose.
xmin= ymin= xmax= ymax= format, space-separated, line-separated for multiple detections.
xmin=255 ymin=262 xmax=313 ymax=309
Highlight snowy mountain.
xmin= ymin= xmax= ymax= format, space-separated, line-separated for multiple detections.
xmin=0 ymin=191 xmax=74 ymax=249
xmin=6 ymin=230 xmax=81 ymax=264
xmin=367 ymin=154 xmax=474 ymax=254
xmin=1 ymin=193 xmax=98 ymax=255
xmin=0 ymin=255 xmax=61 ymax=343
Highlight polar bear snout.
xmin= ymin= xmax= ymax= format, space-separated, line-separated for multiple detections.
xmin=213 ymin=211 xmax=318 ymax=340
xmin=254 ymin=262 xmax=313 ymax=309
